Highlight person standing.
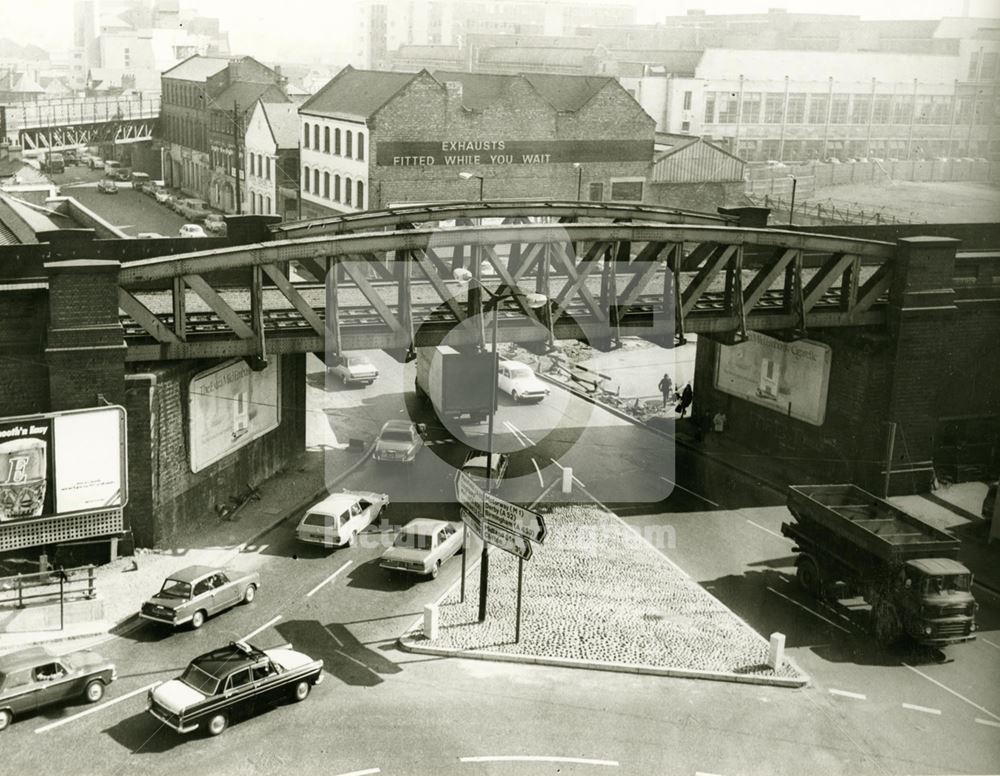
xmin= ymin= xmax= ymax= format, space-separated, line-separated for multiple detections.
xmin=678 ymin=382 xmax=693 ymax=418
xmin=657 ymin=373 xmax=673 ymax=408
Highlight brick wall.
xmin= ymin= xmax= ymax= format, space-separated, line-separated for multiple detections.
xmin=125 ymin=354 xmax=306 ymax=547
xmin=0 ymin=289 xmax=49 ymax=415
xmin=647 ymin=181 xmax=745 ymax=212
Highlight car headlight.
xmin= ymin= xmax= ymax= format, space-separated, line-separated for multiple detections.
xmin=924 ymin=625 xmax=933 ymax=635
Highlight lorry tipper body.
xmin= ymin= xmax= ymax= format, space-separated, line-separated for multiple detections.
xmin=415 ymin=345 xmax=496 ymax=421
xmin=782 ymin=484 xmax=977 ymax=646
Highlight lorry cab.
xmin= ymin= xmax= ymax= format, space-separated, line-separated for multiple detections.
xmin=902 ymin=558 xmax=977 ymax=643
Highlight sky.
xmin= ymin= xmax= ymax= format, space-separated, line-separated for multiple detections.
xmin=0 ymin=0 xmax=996 ymax=63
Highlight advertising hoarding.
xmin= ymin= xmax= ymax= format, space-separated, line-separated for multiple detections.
xmin=715 ymin=332 xmax=833 ymax=426
xmin=0 ymin=407 xmax=127 ymax=523
xmin=189 ymin=357 xmax=281 ymax=473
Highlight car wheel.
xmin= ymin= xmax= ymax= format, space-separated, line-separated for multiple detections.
xmin=292 ymin=680 xmax=311 ymax=702
xmin=84 ymin=679 xmax=105 ymax=703
xmin=430 ymin=560 xmax=442 ymax=580
xmin=512 ymin=390 xmax=519 ymax=402
xmin=191 ymin=609 xmax=207 ymax=629
xmin=0 ymin=709 xmax=12 ymax=731
xmin=206 ymin=712 xmax=228 ymax=736
xmin=243 ymin=584 xmax=256 ymax=604
xmin=349 ymin=531 xmax=358 ymax=548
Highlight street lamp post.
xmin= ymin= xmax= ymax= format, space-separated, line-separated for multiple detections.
xmin=453 ymin=268 xmax=546 ymax=623
xmin=573 ymin=162 xmax=582 ymax=201
xmin=459 ymin=170 xmax=484 ymax=202
xmin=788 ymin=175 xmax=797 ymax=227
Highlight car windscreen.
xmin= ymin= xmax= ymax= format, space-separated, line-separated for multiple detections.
xmin=180 ymin=663 xmax=219 ymax=695
xmin=380 ymin=429 xmax=412 ymax=442
xmin=393 ymin=531 xmax=433 ymax=550
xmin=159 ymin=579 xmax=192 ymax=599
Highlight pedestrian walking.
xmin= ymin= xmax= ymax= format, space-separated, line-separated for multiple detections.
xmin=657 ymin=373 xmax=673 ymax=408
xmin=677 ymin=382 xmax=693 ymax=418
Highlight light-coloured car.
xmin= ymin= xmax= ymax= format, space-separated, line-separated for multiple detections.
xmin=373 ymin=420 xmax=425 ymax=464
xmin=380 ymin=519 xmax=464 ymax=579
xmin=136 ymin=232 xmax=165 ymax=239
xmin=295 ymin=490 xmax=389 ymax=548
xmin=139 ymin=565 xmax=260 ymax=630
xmin=96 ymin=178 xmax=118 ymax=194
xmin=152 ymin=187 xmax=171 ymax=204
xmin=204 ymin=213 xmax=227 ymax=234
xmin=328 ymin=355 xmax=379 ymax=386
xmin=179 ymin=223 xmax=207 ymax=238
xmin=497 ymin=359 xmax=550 ymax=403
xmin=87 ymin=156 xmax=104 ymax=169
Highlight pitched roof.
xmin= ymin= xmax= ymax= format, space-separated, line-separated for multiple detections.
xmin=260 ymin=101 xmax=300 ymax=148
xmin=520 ymin=72 xmax=612 ymax=112
xmin=299 ymin=66 xmax=417 ymax=119
xmin=431 ymin=70 xmax=514 ymax=110
xmin=162 ymin=55 xmax=230 ymax=82
xmin=213 ymin=82 xmax=288 ymax=113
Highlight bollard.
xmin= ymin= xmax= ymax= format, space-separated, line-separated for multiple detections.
xmin=562 ymin=466 xmax=573 ymax=494
xmin=768 ymin=632 xmax=785 ymax=670
xmin=423 ymin=603 xmax=439 ymax=640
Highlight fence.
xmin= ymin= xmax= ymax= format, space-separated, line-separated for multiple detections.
xmin=750 ymin=193 xmax=921 ymax=226
xmin=0 ymin=565 xmax=96 ymax=612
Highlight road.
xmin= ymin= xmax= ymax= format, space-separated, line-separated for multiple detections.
xmin=3 ymin=352 xmax=997 ymax=775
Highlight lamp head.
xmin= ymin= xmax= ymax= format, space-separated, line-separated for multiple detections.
xmin=459 ymin=172 xmax=480 ymax=181
xmin=572 ymin=162 xmax=581 ymax=169
xmin=452 ymin=267 xmax=474 ymax=284
xmin=524 ymin=292 xmax=548 ymax=309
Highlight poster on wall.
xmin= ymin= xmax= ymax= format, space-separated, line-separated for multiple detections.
xmin=189 ymin=357 xmax=281 ymax=473
xmin=715 ymin=332 xmax=833 ymax=426
xmin=0 ymin=407 xmax=127 ymax=523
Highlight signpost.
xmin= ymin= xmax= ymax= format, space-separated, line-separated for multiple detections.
xmin=456 ymin=471 xmax=546 ymax=642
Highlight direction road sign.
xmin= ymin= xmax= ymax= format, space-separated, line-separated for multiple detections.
xmin=461 ymin=508 xmax=533 ymax=561
xmin=455 ymin=471 xmax=546 ymax=544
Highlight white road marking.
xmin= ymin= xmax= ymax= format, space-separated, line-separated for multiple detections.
xmin=333 ymin=769 xmax=381 ymax=776
xmin=549 ymin=458 xmax=586 ymax=487
xmin=35 ymin=681 xmax=161 ymax=733
xmin=323 ymin=624 xmax=343 ymax=647
xmin=744 ymin=519 xmax=786 ymax=540
xmin=981 ymin=637 xmax=1000 ymax=651
xmin=975 ymin=718 xmax=1000 ymax=729
xmin=765 ymin=586 xmax=852 ymax=634
xmin=306 ymin=560 xmax=353 ymax=597
xmin=503 ymin=421 xmax=533 ymax=448
xmin=459 ymin=756 xmax=618 ymax=767
xmin=658 ymin=476 xmax=721 ymax=508
xmin=829 ymin=688 xmax=867 ymax=701
xmin=531 ymin=457 xmax=544 ymax=487
xmin=334 ymin=648 xmax=376 ymax=673
xmin=904 ymin=663 xmax=1000 ymax=722
xmin=695 ymin=772 xmax=725 ymax=776
xmin=242 ymin=615 xmax=282 ymax=641
xmin=902 ymin=703 xmax=942 ymax=715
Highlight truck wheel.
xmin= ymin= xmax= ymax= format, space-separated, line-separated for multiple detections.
xmin=871 ymin=595 xmax=903 ymax=645
xmin=796 ymin=557 xmax=822 ymax=598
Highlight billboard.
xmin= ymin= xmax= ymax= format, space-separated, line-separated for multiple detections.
xmin=0 ymin=407 xmax=127 ymax=523
xmin=715 ymin=332 xmax=833 ymax=426
xmin=189 ymin=357 xmax=281 ymax=473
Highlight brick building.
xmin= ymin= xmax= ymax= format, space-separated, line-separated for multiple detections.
xmin=297 ymin=66 xmax=655 ymax=216
xmin=244 ymin=100 xmax=300 ymax=220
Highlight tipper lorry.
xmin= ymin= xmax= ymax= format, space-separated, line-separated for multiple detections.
xmin=782 ymin=484 xmax=977 ymax=646
xmin=415 ymin=345 xmax=495 ymax=422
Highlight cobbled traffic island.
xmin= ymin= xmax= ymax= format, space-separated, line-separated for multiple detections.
xmin=400 ymin=505 xmax=808 ymax=687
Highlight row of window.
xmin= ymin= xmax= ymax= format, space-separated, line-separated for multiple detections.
xmin=968 ymin=51 xmax=1000 ymax=82
xmin=163 ymin=80 xmax=203 ymax=109
xmin=163 ymin=113 xmax=207 ymax=151
xmin=303 ymin=121 xmax=366 ymax=161
xmin=732 ymin=137 xmax=1000 ymax=162
xmin=248 ymin=152 xmax=273 ymax=181
xmin=704 ymin=91 xmax=1000 ymax=127
xmin=249 ymin=191 xmax=273 ymax=215
xmin=303 ymin=166 xmax=365 ymax=209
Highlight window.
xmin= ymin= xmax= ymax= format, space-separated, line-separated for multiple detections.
xmin=313 ymin=169 xmax=319 ymax=194
xmin=346 ymin=131 xmax=353 ymax=158
xmin=808 ymin=95 xmax=828 ymax=124
xmin=829 ymin=94 xmax=849 ymax=124
xmin=324 ymin=126 xmax=330 ymax=153
xmin=193 ymin=578 xmax=212 ymax=596
xmin=892 ymin=97 xmax=913 ymax=124
xmin=265 ymin=195 xmax=271 ymax=213
xmin=785 ymin=93 xmax=806 ymax=123
xmin=680 ymin=120 xmax=690 ymax=132
xmin=931 ymin=96 xmax=952 ymax=124
xmin=356 ymin=180 xmax=364 ymax=209
xmin=304 ymin=122 xmax=310 ymax=148
xmin=968 ymin=51 xmax=979 ymax=80
xmin=764 ymin=93 xmax=784 ymax=124
xmin=226 ymin=668 xmax=253 ymax=691
xmin=344 ymin=176 xmax=352 ymax=204
xmin=335 ymin=128 xmax=341 ymax=154
xmin=955 ymin=97 xmax=973 ymax=124
xmin=872 ymin=96 xmax=891 ymax=124
xmin=303 ymin=165 xmax=310 ymax=192
xmin=982 ymin=52 xmax=998 ymax=81
xmin=265 ymin=157 xmax=271 ymax=180
xmin=703 ymin=94 xmax=716 ymax=123
xmin=683 ymin=90 xmax=692 ymax=110
xmin=357 ymin=133 xmax=365 ymax=161
xmin=313 ymin=124 xmax=319 ymax=150
xmin=717 ymin=93 xmax=738 ymax=123
xmin=610 ymin=179 xmax=643 ymax=202
xmin=324 ymin=171 xmax=330 ymax=198
xmin=851 ymin=96 xmax=871 ymax=124
xmin=741 ymin=92 xmax=762 ymax=123
xmin=334 ymin=174 xmax=341 ymax=200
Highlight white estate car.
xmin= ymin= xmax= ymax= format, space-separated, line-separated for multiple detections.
xmin=328 ymin=355 xmax=379 ymax=386
xmin=295 ymin=490 xmax=389 ymax=548
xmin=497 ymin=360 xmax=550 ymax=403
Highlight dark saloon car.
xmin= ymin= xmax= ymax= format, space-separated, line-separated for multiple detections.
xmin=373 ymin=420 xmax=426 ymax=464
xmin=147 ymin=641 xmax=322 ymax=736
xmin=0 ymin=646 xmax=117 ymax=731
xmin=458 ymin=450 xmax=510 ymax=492
xmin=140 ymin=565 xmax=260 ymax=630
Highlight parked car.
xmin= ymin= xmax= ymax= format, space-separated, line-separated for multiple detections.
xmin=179 ymin=223 xmax=207 ymax=238
xmin=295 ymin=489 xmax=389 ymax=548
xmin=103 ymin=160 xmax=122 ymax=176
xmin=380 ymin=519 xmax=464 ymax=579
xmin=497 ymin=359 xmax=549 ymax=403
xmin=328 ymin=354 xmax=379 ymax=386
xmin=147 ymin=640 xmax=322 ymax=737
xmin=136 ymin=232 xmax=166 ymax=239
xmin=108 ymin=168 xmax=132 ymax=181
xmin=96 ymin=178 xmax=118 ymax=194
xmin=152 ymin=187 xmax=172 ymax=204
xmin=203 ymin=213 xmax=227 ymax=234
xmin=174 ymin=197 xmax=211 ymax=221
xmin=139 ymin=565 xmax=260 ymax=630
xmin=459 ymin=450 xmax=509 ymax=492
xmin=130 ymin=171 xmax=151 ymax=191
xmin=87 ymin=156 xmax=104 ymax=169
xmin=0 ymin=646 xmax=117 ymax=731
xmin=373 ymin=420 xmax=425 ymax=464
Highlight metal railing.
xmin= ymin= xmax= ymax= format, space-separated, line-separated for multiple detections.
xmin=0 ymin=565 xmax=97 ymax=611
